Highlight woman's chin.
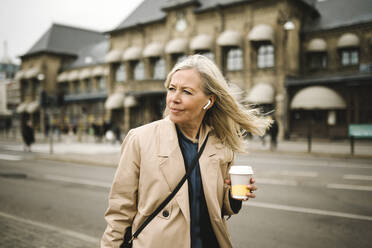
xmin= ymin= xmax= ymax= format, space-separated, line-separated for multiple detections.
xmin=169 ymin=115 xmax=184 ymax=124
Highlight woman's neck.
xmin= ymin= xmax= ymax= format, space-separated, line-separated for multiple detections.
xmin=177 ymin=123 xmax=201 ymax=142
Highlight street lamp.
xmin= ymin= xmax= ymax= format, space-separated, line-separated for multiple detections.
xmin=284 ymin=21 xmax=295 ymax=31
xmin=37 ymin=73 xmax=45 ymax=81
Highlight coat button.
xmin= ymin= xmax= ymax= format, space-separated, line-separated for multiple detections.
xmin=162 ymin=210 xmax=169 ymax=217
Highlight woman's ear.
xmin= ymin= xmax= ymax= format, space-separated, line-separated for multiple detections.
xmin=210 ymin=95 xmax=216 ymax=108
xmin=203 ymin=95 xmax=216 ymax=110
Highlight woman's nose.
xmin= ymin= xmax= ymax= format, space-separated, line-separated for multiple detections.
xmin=170 ymin=91 xmax=181 ymax=103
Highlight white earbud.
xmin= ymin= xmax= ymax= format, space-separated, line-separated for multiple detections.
xmin=203 ymin=100 xmax=211 ymax=110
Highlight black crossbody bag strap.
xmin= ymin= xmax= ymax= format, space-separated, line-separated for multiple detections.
xmin=128 ymin=133 xmax=209 ymax=244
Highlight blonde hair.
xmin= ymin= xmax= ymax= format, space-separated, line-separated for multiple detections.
xmin=164 ymin=54 xmax=272 ymax=152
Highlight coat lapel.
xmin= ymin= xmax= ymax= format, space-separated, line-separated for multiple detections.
xmin=158 ymin=119 xmax=190 ymax=222
xmin=199 ymin=134 xmax=222 ymax=220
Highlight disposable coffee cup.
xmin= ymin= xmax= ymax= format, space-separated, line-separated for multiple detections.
xmin=229 ymin=165 xmax=254 ymax=200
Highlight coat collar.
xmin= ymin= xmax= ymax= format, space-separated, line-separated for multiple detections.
xmin=157 ymin=117 xmax=220 ymax=221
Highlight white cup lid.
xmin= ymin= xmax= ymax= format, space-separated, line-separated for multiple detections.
xmin=229 ymin=165 xmax=254 ymax=175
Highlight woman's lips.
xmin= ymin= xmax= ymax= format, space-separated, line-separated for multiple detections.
xmin=170 ymin=108 xmax=183 ymax=113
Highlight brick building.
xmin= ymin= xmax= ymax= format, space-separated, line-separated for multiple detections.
xmin=16 ymin=0 xmax=372 ymax=139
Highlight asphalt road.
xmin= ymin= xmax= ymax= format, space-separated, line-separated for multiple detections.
xmin=0 ymin=146 xmax=371 ymax=248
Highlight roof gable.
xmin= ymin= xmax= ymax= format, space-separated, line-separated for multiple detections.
xmin=23 ymin=23 xmax=105 ymax=57
xmin=304 ymin=0 xmax=372 ymax=32
xmin=111 ymin=0 xmax=317 ymax=33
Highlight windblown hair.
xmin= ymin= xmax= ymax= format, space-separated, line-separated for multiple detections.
xmin=164 ymin=54 xmax=272 ymax=152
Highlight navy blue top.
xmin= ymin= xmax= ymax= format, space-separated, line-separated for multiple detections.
xmin=176 ymin=127 xmax=241 ymax=248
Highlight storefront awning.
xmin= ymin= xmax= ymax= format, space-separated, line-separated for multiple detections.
xmin=57 ymin=72 xmax=69 ymax=82
xmin=67 ymin=70 xmax=79 ymax=81
xmin=290 ymin=86 xmax=346 ymax=110
xmin=190 ymin=34 xmax=213 ymax=51
xmin=15 ymin=70 xmax=25 ymax=80
xmin=104 ymin=50 xmax=124 ymax=63
xmin=307 ymin=38 xmax=327 ymax=52
xmin=78 ymin=68 xmax=92 ymax=80
xmin=165 ymin=38 xmax=188 ymax=54
xmin=123 ymin=46 xmax=142 ymax=61
xmin=248 ymin=24 xmax=274 ymax=43
xmin=337 ymin=33 xmax=360 ymax=48
xmin=245 ymin=83 xmax=275 ymax=104
xmin=104 ymin=93 xmax=124 ymax=110
xmin=16 ymin=102 xmax=28 ymax=113
xmin=124 ymin=95 xmax=137 ymax=108
xmin=24 ymin=67 xmax=41 ymax=79
xmin=26 ymin=100 xmax=40 ymax=114
xmin=92 ymin=66 xmax=108 ymax=77
xmin=217 ymin=30 xmax=242 ymax=46
xmin=143 ymin=42 xmax=164 ymax=57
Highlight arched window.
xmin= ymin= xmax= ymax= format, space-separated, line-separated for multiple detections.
xmin=226 ymin=48 xmax=243 ymax=71
xmin=97 ymin=77 xmax=106 ymax=92
xmin=134 ymin=61 xmax=145 ymax=80
xmin=308 ymin=52 xmax=327 ymax=70
xmin=257 ymin=44 xmax=274 ymax=68
xmin=85 ymin=79 xmax=92 ymax=93
xmin=153 ymin=58 xmax=166 ymax=80
xmin=115 ymin=64 xmax=126 ymax=82
xmin=341 ymin=49 xmax=359 ymax=66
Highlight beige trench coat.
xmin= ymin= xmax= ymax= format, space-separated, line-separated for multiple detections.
xmin=101 ymin=117 xmax=239 ymax=248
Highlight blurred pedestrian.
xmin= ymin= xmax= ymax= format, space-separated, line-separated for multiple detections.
xmin=101 ymin=55 xmax=271 ymax=248
xmin=21 ymin=120 xmax=35 ymax=152
xmin=270 ymin=117 xmax=279 ymax=151
xmin=112 ymin=125 xmax=121 ymax=143
xmin=5 ymin=118 xmax=12 ymax=138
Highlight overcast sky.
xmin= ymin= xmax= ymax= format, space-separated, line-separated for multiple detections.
xmin=0 ymin=0 xmax=144 ymax=64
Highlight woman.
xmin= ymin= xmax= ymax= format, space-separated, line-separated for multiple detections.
xmin=101 ymin=55 xmax=271 ymax=248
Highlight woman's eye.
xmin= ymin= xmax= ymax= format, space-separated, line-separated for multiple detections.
xmin=168 ymin=87 xmax=175 ymax=91
xmin=183 ymin=90 xmax=192 ymax=95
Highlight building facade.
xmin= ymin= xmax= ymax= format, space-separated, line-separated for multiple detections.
xmin=16 ymin=0 xmax=372 ymax=139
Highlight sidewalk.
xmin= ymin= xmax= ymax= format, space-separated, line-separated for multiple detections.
xmin=0 ymin=133 xmax=371 ymax=167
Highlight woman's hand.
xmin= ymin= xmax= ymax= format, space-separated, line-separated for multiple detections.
xmin=225 ymin=178 xmax=258 ymax=201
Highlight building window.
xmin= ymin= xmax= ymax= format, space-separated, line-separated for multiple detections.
xmin=226 ymin=47 xmax=243 ymax=71
xmin=133 ymin=61 xmax=145 ymax=80
xmin=172 ymin=53 xmax=187 ymax=67
xmin=22 ymin=81 xmax=31 ymax=95
xmin=115 ymin=64 xmax=126 ymax=82
xmin=34 ymin=80 xmax=41 ymax=95
xmin=85 ymin=79 xmax=92 ymax=93
xmin=257 ymin=44 xmax=274 ymax=68
xmin=73 ymin=81 xmax=80 ymax=94
xmin=61 ymin=82 xmax=69 ymax=94
xmin=308 ymin=52 xmax=327 ymax=70
xmin=153 ymin=58 xmax=166 ymax=80
xmin=97 ymin=77 xmax=106 ymax=92
xmin=195 ymin=50 xmax=214 ymax=61
xmin=341 ymin=49 xmax=359 ymax=66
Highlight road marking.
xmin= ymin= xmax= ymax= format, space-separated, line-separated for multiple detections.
xmin=243 ymin=158 xmax=372 ymax=169
xmin=43 ymin=174 xmax=111 ymax=188
xmin=258 ymin=178 xmax=372 ymax=192
xmin=0 ymin=145 xmax=22 ymax=151
xmin=0 ymin=211 xmax=99 ymax=244
xmin=257 ymin=178 xmax=298 ymax=186
xmin=279 ymin=170 xmax=318 ymax=177
xmin=0 ymin=154 xmax=22 ymax=161
xmin=343 ymin=174 xmax=372 ymax=181
xmin=326 ymin=183 xmax=372 ymax=192
xmin=244 ymin=201 xmax=372 ymax=221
